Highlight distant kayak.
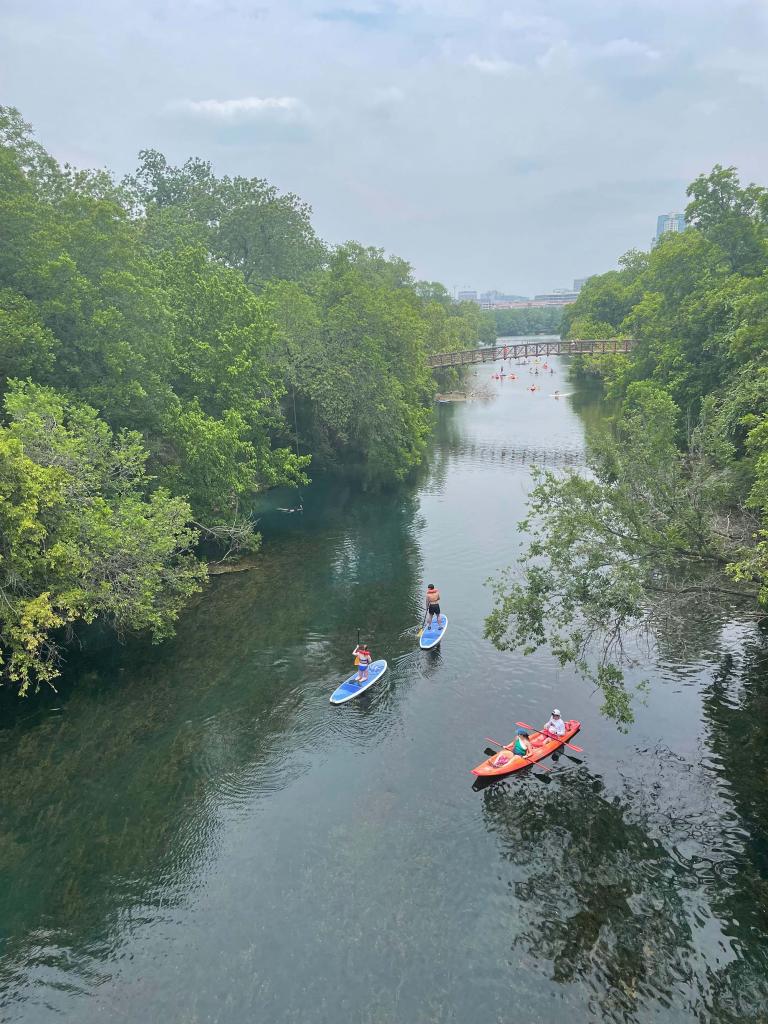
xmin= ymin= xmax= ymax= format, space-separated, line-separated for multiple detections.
xmin=549 ymin=393 xmax=573 ymax=398
xmin=329 ymin=660 xmax=388 ymax=704
xmin=420 ymin=615 xmax=448 ymax=650
xmin=471 ymin=719 xmax=581 ymax=776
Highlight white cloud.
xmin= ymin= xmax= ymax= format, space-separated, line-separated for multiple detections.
xmin=372 ymin=85 xmax=406 ymax=104
xmin=598 ymin=38 xmax=661 ymax=61
xmin=168 ymin=96 xmax=307 ymax=120
xmin=465 ymin=54 xmax=519 ymax=75
xmin=536 ymin=37 xmax=661 ymax=72
xmin=500 ymin=12 xmax=564 ymax=40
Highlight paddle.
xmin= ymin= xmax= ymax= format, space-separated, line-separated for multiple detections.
xmin=516 ymin=721 xmax=583 ymax=753
xmin=485 ymin=736 xmax=552 ymax=774
xmin=416 ymin=608 xmax=428 ymax=639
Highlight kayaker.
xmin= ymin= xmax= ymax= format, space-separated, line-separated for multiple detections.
xmin=425 ymin=583 xmax=441 ymax=630
xmin=491 ymin=730 xmax=531 ymax=768
xmin=353 ymin=644 xmax=371 ymax=684
xmin=541 ymin=708 xmax=566 ymax=738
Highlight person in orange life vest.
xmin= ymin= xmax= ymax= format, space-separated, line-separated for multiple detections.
xmin=353 ymin=644 xmax=372 ymax=683
xmin=425 ymin=583 xmax=442 ymax=630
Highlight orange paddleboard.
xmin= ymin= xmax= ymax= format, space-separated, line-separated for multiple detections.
xmin=471 ymin=720 xmax=581 ymax=777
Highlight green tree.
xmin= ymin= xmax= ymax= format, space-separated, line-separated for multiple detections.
xmin=486 ymin=384 xmax=747 ymax=724
xmin=126 ymin=149 xmax=326 ymax=286
xmin=0 ymin=383 xmax=206 ymax=694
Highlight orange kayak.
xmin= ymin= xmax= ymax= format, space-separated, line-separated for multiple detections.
xmin=471 ymin=720 xmax=581 ymax=777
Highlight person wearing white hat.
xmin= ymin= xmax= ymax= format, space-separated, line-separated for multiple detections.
xmin=542 ymin=708 xmax=566 ymax=738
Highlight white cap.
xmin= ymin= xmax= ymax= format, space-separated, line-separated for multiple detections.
xmin=552 ymin=708 xmax=561 ymax=716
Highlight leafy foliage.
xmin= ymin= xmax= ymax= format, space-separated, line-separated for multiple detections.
xmin=488 ymin=166 xmax=768 ymax=721
xmin=0 ymin=383 xmax=205 ymax=694
xmin=493 ymin=306 xmax=563 ymax=336
xmin=0 ymin=106 xmax=490 ymax=692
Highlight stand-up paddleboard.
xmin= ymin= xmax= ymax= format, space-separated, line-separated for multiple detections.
xmin=549 ymin=392 xmax=573 ymax=398
xmin=329 ymin=660 xmax=388 ymax=704
xmin=420 ymin=615 xmax=448 ymax=650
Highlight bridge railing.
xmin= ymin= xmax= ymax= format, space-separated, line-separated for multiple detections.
xmin=426 ymin=338 xmax=634 ymax=368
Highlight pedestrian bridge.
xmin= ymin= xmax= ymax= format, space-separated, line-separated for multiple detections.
xmin=426 ymin=337 xmax=634 ymax=369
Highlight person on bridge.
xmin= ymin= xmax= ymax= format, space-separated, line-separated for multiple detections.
xmin=425 ymin=583 xmax=442 ymax=630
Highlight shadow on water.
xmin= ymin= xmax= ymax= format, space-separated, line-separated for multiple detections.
xmin=481 ymin=766 xmax=707 ymax=1022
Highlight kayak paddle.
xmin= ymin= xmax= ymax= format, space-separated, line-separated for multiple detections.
xmin=515 ymin=721 xmax=583 ymax=753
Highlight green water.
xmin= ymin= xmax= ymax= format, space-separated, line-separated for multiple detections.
xmin=2 ymin=362 xmax=768 ymax=1023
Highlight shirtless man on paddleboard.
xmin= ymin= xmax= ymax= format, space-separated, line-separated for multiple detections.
xmin=425 ymin=584 xmax=442 ymax=630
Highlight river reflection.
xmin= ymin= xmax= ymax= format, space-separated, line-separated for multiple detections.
xmin=1 ymin=358 xmax=767 ymax=1023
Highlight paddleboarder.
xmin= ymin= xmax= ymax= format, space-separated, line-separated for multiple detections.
xmin=425 ymin=583 xmax=442 ymax=630
xmin=353 ymin=643 xmax=371 ymax=684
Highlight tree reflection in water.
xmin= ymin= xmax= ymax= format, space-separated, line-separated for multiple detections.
xmin=481 ymin=748 xmax=768 ymax=1023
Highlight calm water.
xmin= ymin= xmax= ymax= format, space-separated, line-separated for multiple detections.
xmin=2 ymin=359 xmax=768 ymax=1024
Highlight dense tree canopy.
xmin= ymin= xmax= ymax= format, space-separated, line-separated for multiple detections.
xmin=493 ymin=305 xmax=563 ymax=337
xmin=0 ymin=106 xmax=488 ymax=693
xmin=489 ymin=166 xmax=768 ymax=722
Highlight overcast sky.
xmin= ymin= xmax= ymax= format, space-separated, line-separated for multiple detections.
xmin=2 ymin=0 xmax=767 ymax=294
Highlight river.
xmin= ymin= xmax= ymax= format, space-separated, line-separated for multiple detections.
xmin=1 ymin=357 xmax=767 ymax=1024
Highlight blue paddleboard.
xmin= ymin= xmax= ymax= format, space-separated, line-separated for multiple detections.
xmin=420 ymin=615 xmax=448 ymax=650
xmin=329 ymin=659 xmax=388 ymax=704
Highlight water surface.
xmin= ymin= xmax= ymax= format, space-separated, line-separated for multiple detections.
xmin=2 ymin=358 xmax=767 ymax=1023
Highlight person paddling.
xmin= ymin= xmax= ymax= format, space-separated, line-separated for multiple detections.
xmin=541 ymin=708 xmax=566 ymax=738
xmin=491 ymin=729 xmax=531 ymax=768
xmin=353 ymin=643 xmax=372 ymax=684
xmin=425 ymin=583 xmax=442 ymax=630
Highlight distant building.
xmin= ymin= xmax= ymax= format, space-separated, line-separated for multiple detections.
xmin=479 ymin=290 xmax=529 ymax=308
xmin=457 ymin=290 xmax=478 ymax=303
xmin=532 ymin=291 xmax=579 ymax=306
xmin=654 ymin=212 xmax=686 ymax=244
xmin=573 ymin=277 xmax=592 ymax=292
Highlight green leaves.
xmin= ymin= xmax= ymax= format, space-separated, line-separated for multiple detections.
xmin=485 ymin=385 xmax=744 ymax=727
xmin=0 ymin=385 xmax=205 ymax=694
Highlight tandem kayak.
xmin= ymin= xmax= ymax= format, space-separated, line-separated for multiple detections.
xmin=329 ymin=659 xmax=388 ymax=705
xmin=471 ymin=719 xmax=581 ymax=777
xmin=420 ymin=615 xmax=448 ymax=650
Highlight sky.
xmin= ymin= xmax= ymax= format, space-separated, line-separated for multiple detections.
xmin=2 ymin=0 xmax=768 ymax=295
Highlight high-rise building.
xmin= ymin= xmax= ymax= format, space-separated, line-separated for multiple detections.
xmin=654 ymin=213 xmax=686 ymax=244
xmin=457 ymin=290 xmax=478 ymax=303
xmin=573 ymin=277 xmax=592 ymax=292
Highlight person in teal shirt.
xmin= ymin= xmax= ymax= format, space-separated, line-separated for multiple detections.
xmin=491 ymin=729 xmax=531 ymax=768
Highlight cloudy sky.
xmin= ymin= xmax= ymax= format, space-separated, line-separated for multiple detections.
xmin=2 ymin=0 xmax=767 ymax=294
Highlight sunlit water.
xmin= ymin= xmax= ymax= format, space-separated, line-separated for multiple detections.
xmin=1 ymin=357 xmax=767 ymax=1023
